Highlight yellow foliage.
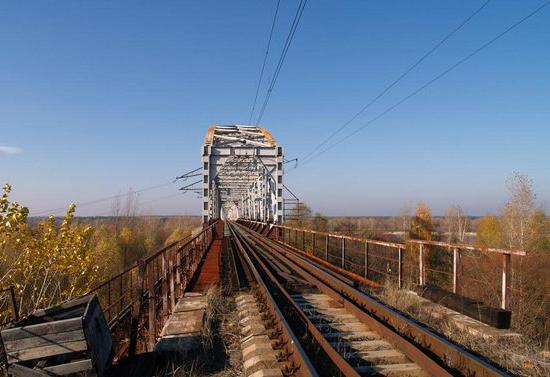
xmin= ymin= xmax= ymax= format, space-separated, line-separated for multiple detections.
xmin=119 ymin=226 xmax=133 ymax=243
xmin=410 ymin=202 xmax=433 ymax=241
xmin=0 ymin=185 xmax=99 ymax=316
xmin=164 ymin=227 xmax=188 ymax=246
xmin=476 ymin=215 xmax=501 ymax=249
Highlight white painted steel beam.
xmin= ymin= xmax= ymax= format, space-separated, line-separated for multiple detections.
xmin=201 ymin=125 xmax=283 ymax=224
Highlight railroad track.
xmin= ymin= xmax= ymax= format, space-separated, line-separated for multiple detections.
xmin=228 ymin=221 xmax=510 ymax=377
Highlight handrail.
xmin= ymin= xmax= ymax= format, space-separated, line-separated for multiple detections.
xmin=240 ymin=220 xmax=524 ymax=311
xmin=273 ymin=223 xmax=525 ymax=256
xmin=274 ymin=224 xmax=406 ymax=249
xmin=85 ymin=234 xmax=193 ymax=295
xmin=79 ymin=221 xmax=218 ymax=357
xmin=407 ymin=239 xmax=525 ymax=256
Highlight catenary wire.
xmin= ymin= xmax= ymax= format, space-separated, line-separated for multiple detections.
xmin=300 ymin=0 xmax=492 ymax=163
xmin=248 ymin=0 xmax=282 ymax=124
xmin=298 ymin=1 xmax=550 ymax=167
xmin=32 ymin=181 xmax=176 ymax=216
xmin=255 ymin=0 xmax=308 ymax=125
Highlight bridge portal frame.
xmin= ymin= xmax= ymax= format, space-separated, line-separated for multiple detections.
xmin=201 ymin=125 xmax=284 ymax=224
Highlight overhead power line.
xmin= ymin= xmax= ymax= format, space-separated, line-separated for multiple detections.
xmin=32 ymin=181 xmax=176 ymax=216
xmin=300 ymin=0 xmax=492 ymax=163
xmin=96 ymin=192 xmax=185 ymax=217
xmin=248 ymin=0 xmax=281 ymax=124
xmin=299 ymin=0 xmax=550 ymax=167
xmin=255 ymin=0 xmax=308 ymax=125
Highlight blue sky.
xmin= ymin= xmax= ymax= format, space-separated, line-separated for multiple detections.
xmin=1 ymin=1 xmax=549 ymax=217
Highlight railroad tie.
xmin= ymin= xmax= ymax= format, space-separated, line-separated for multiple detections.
xmin=236 ymin=293 xmax=284 ymax=377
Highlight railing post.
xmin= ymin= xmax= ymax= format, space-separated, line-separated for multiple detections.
xmin=341 ymin=238 xmax=346 ymax=269
xmin=419 ymin=243 xmax=424 ymax=286
xmin=302 ymin=230 xmax=305 ymax=251
xmin=176 ymin=250 xmax=182 ymax=298
xmin=162 ymin=252 xmax=168 ymax=318
xmin=147 ymin=261 xmax=156 ymax=351
xmin=130 ymin=269 xmax=133 ymax=297
xmin=398 ymin=247 xmax=403 ymax=289
xmin=311 ymin=232 xmax=316 ymax=255
xmin=8 ymin=286 xmax=19 ymax=322
xmin=325 ymin=234 xmax=329 ymax=261
xmin=119 ymin=274 xmax=124 ymax=314
xmin=129 ymin=260 xmax=145 ymax=356
xmin=453 ymin=247 xmax=458 ymax=294
xmin=107 ymin=280 xmax=112 ymax=321
xmin=364 ymin=242 xmax=369 ymax=279
xmin=501 ymin=253 xmax=511 ymax=310
xmin=169 ymin=259 xmax=175 ymax=309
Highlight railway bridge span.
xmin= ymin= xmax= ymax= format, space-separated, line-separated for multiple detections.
xmin=0 ymin=125 xmax=528 ymax=377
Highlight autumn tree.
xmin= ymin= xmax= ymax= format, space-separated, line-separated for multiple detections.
xmin=476 ymin=215 xmax=501 ymax=248
xmin=501 ymin=172 xmax=536 ymax=250
xmin=286 ymin=202 xmax=311 ymax=228
xmin=399 ymin=201 xmax=412 ymax=239
xmin=409 ymin=202 xmax=453 ymax=287
xmin=310 ymin=212 xmax=328 ymax=232
xmin=0 ymin=184 xmax=29 ymax=281
xmin=443 ymin=204 xmax=469 ymax=243
xmin=410 ymin=202 xmax=433 ymax=241
xmin=333 ymin=217 xmax=357 ymax=236
xmin=0 ymin=184 xmax=100 ymax=316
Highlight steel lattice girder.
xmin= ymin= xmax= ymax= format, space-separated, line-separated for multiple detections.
xmin=201 ymin=125 xmax=283 ymax=224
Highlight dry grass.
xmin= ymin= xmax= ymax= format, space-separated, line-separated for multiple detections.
xmin=373 ymin=281 xmax=550 ymax=377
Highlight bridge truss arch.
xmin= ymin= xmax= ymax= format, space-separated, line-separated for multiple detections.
xmin=201 ymin=125 xmax=284 ymax=224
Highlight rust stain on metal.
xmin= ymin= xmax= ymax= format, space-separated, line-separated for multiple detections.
xmin=191 ymin=239 xmax=222 ymax=292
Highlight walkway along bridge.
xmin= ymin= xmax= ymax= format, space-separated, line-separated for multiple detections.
xmin=0 ymin=126 xmax=529 ymax=377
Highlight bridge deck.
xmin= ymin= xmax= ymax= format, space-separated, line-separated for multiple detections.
xmin=191 ymin=238 xmax=222 ymax=292
xmin=154 ymin=292 xmax=207 ymax=352
xmin=154 ymin=235 xmax=222 ymax=353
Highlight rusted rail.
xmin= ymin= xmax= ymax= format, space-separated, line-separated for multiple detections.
xmin=241 ymin=220 xmax=524 ymax=310
xmin=229 ymin=224 xmax=318 ymax=377
xmin=232 ymin=221 xmax=510 ymax=377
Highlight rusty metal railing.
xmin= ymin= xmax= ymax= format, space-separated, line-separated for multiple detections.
xmin=239 ymin=220 xmax=525 ymax=311
xmin=84 ymin=221 xmax=218 ymax=359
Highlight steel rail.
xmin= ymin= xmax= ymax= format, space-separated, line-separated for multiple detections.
xmin=230 ymin=223 xmax=363 ymax=376
xmin=234 ymin=223 xmax=436 ymax=375
xmin=272 ymin=236 xmax=381 ymax=289
xmin=228 ymin=224 xmax=319 ymax=377
xmin=236 ymin=222 xmax=511 ymax=377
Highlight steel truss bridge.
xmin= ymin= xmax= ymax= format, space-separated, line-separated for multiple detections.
xmin=0 ymin=125 xmax=528 ymax=377
xmin=201 ymin=125 xmax=284 ymax=224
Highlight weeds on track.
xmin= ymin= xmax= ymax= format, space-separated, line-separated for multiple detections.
xmin=373 ymin=281 xmax=550 ymax=377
